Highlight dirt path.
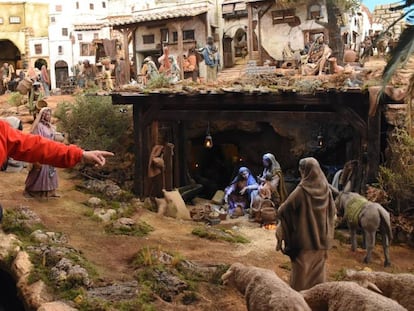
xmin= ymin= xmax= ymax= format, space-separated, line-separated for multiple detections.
xmin=1 ymin=93 xmax=414 ymax=310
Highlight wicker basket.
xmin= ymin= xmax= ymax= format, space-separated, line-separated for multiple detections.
xmin=16 ymin=78 xmax=32 ymax=95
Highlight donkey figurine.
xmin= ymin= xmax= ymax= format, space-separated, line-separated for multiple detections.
xmin=335 ymin=191 xmax=392 ymax=267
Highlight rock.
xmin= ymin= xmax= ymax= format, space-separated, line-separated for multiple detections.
xmin=113 ymin=217 xmax=135 ymax=230
xmin=31 ymin=230 xmax=49 ymax=243
xmin=104 ymin=183 xmax=124 ymax=200
xmin=117 ymin=202 xmax=130 ymax=215
xmin=51 ymin=258 xmax=90 ymax=287
xmin=50 ymin=268 xmax=67 ymax=283
xmin=26 ymin=245 xmax=73 ymax=267
xmin=87 ymin=281 xmax=139 ymax=301
xmin=12 ymin=251 xmax=33 ymax=279
xmin=7 ymin=206 xmax=42 ymax=233
xmin=82 ymin=180 xmax=125 ymax=200
xmin=87 ymin=197 xmax=102 ymax=207
xmin=30 ymin=230 xmax=68 ymax=244
xmin=21 ymin=280 xmax=52 ymax=310
xmin=0 ymin=232 xmax=21 ymax=259
xmin=93 ymin=208 xmax=116 ymax=223
xmin=45 ymin=232 xmax=68 ymax=244
xmin=153 ymin=270 xmax=189 ymax=302
xmin=67 ymin=265 xmax=90 ymax=287
xmin=55 ymin=257 xmax=72 ymax=270
xmin=37 ymin=301 xmax=78 ymax=311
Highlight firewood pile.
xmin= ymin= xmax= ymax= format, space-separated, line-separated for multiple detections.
xmin=391 ymin=214 xmax=414 ymax=246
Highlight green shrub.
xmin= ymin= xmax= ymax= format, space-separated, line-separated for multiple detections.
xmin=7 ymin=92 xmax=24 ymax=111
xmin=378 ymin=127 xmax=414 ymax=214
xmin=146 ymin=74 xmax=171 ymax=89
xmin=54 ymin=95 xmax=130 ymax=150
xmin=191 ymin=226 xmax=250 ymax=244
xmin=104 ymin=220 xmax=153 ymax=237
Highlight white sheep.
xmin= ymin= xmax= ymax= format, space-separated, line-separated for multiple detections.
xmin=301 ymin=281 xmax=407 ymax=311
xmin=344 ymin=269 xmax=414 ymax=311
xmin=221 ymin=262 xmax=311 ymax=311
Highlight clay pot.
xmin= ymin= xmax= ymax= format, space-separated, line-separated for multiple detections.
xmin=260 ymin=207 xmax=277 ymax=224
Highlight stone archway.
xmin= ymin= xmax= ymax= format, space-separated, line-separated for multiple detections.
xmin=54 ymin=60 xmax=69 ymax=89
xmin=0 ymin=39 xmax=22 ymax=69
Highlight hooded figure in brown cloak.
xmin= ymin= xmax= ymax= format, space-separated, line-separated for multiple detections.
xmin=277 ymin=157 xmax=336 ymax=291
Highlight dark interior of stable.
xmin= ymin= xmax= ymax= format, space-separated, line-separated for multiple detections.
xmin=186 ymin=121 xmax=358 ymax=199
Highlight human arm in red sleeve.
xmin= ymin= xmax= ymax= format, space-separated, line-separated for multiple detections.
xmin=1 ymin=121 xmax=113 ymax=167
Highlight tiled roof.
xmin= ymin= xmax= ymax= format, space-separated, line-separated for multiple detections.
xmin=73 ymin=23 xmax=104 ymax=31
xmin=108 ymin=2 xmax=209 ymax=27
xmin=222 ymin=0 xmax=244 ymax=3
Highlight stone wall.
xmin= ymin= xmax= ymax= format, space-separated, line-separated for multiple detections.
xmin=372 ymin=3 xmax=406 ymax=38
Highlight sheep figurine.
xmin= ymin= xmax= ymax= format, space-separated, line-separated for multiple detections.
xmin=221 ymin=262 xmax=311 ymax=311
xmin=301 ymin=281 xmax=407 ymax=311
xmin=344 ymin=269 xmax=414 ymax=311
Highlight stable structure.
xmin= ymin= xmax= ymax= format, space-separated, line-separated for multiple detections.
xmin=112 ymin=87 xmax=385 ymax=197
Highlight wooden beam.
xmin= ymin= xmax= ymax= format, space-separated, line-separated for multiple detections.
xmin=133 ymin=104 xmax=145 ymax=196
xmin=366 ymin=106 xmax=382 ymax=183
xmin=172 ymin=22 xmax=184 ymax=80
xmin=121 ymin=28 xmax=131 ymax=83
xmin=151 ymin=110 xmax=342 ymax=123
xmin=247 ymin=4 xmax=253 ymax=60
xmin=112 ymin=91 xmax=346 ymax=107
xmin=178 ymin=121 xmax=188 ymax=185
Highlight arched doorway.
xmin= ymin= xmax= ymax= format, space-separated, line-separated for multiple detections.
xmin=222 ymin=27 xmax=248 ymax=68
xmin=222 ymin=35 xmax=233 ymax=68
xmin=34 ymin=58 xmax=48 ymax=70
xmin=233 ymin=28 xmax=247 ymax=58
xmin=0 ymin=39 xmax=21 ymax=69
xmin=55 ymin=60 xmax=68 ymax=89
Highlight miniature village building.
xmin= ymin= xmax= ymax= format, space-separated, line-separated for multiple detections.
xmin=107 ymin=1 xmax=395 ymax=198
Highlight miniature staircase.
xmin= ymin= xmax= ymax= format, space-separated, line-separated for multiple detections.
xmin=218 ymin=63 xmax=246 ymax=82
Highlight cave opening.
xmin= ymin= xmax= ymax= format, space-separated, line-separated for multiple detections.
xmin=0 ymin=267 xmax=25 ymax=311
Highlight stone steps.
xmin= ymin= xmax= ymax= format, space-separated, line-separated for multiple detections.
xmin=218 ymin=63 xmax=246 ymax=82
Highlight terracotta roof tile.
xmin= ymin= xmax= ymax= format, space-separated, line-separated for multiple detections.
xmin=108 ymin=3 xmax=208 ymax=26
xmin=73 ymin=23 xmax=104 ymax=31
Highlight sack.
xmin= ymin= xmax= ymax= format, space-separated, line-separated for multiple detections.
xmin=163 ymin=189 xmax=191 ymax=220
xmin=54 ymin=132 xmax=65 ymax=142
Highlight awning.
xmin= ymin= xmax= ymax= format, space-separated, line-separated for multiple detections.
xmin=108 ymin=2 xmax=208 ymax=27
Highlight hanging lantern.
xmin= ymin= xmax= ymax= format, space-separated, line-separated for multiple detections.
xmin=204 ymin=122 xmax=213 ymax=148
xmin=317 ymin=128 xmax=324 ymax=148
